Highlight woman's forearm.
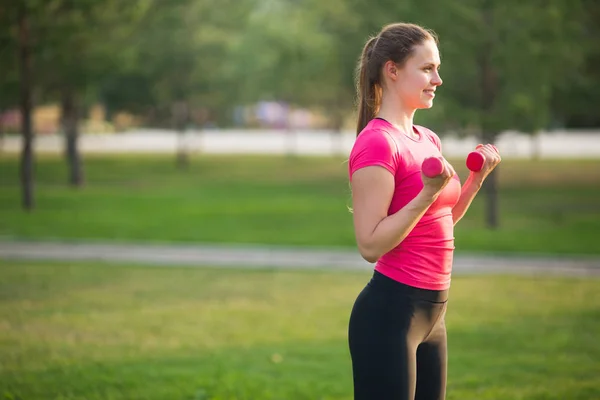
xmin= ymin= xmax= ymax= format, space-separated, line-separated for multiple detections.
xmin=357 ymin=189 xmax=438 ymax=263
xmin=452 ymin=173 xmax=483 ymax=225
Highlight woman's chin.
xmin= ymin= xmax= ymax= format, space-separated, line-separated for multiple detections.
xmin=418 ymin=100 xmax=434 ymax=109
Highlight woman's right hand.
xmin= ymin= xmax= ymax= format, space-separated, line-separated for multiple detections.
xmin=421 ymin=158 xmax=455 ymax=198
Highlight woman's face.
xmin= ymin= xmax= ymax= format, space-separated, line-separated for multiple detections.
xmin=387 ymin=39 xmax=443 ymax=110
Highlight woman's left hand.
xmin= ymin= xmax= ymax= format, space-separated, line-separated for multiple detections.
xmin=472 ymin=144 xmax=501 ymax=181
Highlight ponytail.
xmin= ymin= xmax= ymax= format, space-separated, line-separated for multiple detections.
xmin=355 ymin=36 xmax=381 ymax=137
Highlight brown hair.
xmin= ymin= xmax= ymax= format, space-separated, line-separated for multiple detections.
xmin=355 ymin=23 xmax=438 ymax=136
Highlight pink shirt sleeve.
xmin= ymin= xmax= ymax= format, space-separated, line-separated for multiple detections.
xmin=349 ymin=129 xmax=401 ymax=180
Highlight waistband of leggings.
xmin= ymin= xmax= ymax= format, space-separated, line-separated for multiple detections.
xmin=370 ymin=270 xmax=449 ymax=303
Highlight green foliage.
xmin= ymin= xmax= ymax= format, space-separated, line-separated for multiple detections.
xmin=0 ymin=8 xmax=19 ymax=110
xmin=1 ymin=0 xmax=597 ymax=130
xmin=100 ymin=0 xmax=256 ymax=126
xmin=414 ymin=0 xmax=589 ymax=135
xmin=231 ymin=1 xmax=339 ymax=106
xmin=550 ymin=0 xmax=600 ymax=128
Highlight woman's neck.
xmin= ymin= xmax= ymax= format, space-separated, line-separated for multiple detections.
xmin=376 ymin=97 xmax=417 ymax=138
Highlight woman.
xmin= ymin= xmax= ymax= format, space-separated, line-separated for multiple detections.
xmin=347 ymin=22 xmax=501 ymax=400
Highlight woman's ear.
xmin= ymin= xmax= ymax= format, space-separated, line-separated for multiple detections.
xmin=383 ymin=60 xmax=398 ymax=81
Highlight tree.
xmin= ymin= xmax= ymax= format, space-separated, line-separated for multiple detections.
xmin=101 ymin=0 xmax=255 ymax=167
xmin=19 ymin=5 xmax=35 ymax=210
xmin=0 ymin=5 xmax=20 ymax=153
xmin=34 ymin=0 xmax=153 ymax=186
xmin=0 ymin=1 xmax=41 ymax=210
xmin=229 ymin=0 xmax=372 ymax=157
xmin=550 ymin=0 xmax=600 ymax=129
xmin=414 ymin=0 xmax=588 ymax=228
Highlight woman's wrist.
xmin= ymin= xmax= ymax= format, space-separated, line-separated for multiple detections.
xmin=468 ymin=171 xmax=485 ymax=189
xmin=416 ymin=187 xmax=440 ymax=205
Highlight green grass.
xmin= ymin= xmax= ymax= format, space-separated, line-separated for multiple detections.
xmin=1 ymin=261 xmax=599 ymax=399
xmin=1 ymin=154 xmax=599 ymax=255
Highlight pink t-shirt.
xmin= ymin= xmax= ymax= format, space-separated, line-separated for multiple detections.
xmin=348 ymin=118 xmax=462 ymax=290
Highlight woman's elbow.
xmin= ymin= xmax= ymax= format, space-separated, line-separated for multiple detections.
xmin=362 ymin=253 xmax=379 ymax=264
xmin=357 ymin=242 xmax=380 ymax=263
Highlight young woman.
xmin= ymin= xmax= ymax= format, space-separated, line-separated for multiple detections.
xmin=347 ymin=22 xmax=501 ymax=400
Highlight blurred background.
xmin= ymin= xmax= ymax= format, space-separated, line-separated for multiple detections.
xmin=1 ymin=0 xmax=599 ymax=399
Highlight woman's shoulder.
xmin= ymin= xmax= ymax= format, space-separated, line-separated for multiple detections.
xmin=349 ymin=124 xmax=401 ymax=177
xmin=356 ymin=119 xmax=396 ymax=145
xmin=353 ymin=125 xmax=398 ymax=157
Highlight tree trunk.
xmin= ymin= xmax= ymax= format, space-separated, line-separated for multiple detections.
xmin=0 ymin=108 xmax=5 ymax=154
xmin=18 ymin=6 xmax=34 ymax=211
xmin=480 ymin=128 xmax=500 ymax=227
xmin=483 ymin=160 xmax=499 ymax=228
xmin=531 ymin=131 xmax=542 ymax=160
xmin=176 ymin=131 xmax=189 ymax=169
xmin=480 ymin=0 xmax=499 ymax=229
xmin=283 ymin=103 xmax=296 ymax=158
xmin=61 ymin=88 xmax=84 ymax=186
xmin=172 ymin=101 xmax=189 ymax=169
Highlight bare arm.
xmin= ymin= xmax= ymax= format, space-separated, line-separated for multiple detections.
xmin=451 ymin=173 xmax=483 ymax=224
xmin=351 ymin=161 xmax=455 ymax=263
xmin=452 ymin=144 xmax=501 ymax=224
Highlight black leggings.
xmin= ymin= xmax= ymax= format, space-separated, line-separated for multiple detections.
xmin=348 ymin=271 xmax=449 ymax=400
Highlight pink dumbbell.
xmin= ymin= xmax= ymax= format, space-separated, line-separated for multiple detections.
xmin=466 ymin=152 xmax=485 ymax=172
xmin=422 ymin=156 xmax=444 ymax=178
xmin=466 ymin=144 xmax=499 ymax=172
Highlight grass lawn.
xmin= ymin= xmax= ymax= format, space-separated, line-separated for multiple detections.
xmin=0 ymin=261 xmax=599 ymax=399
xmin=1 ymin=154 xmax=599 ymax=255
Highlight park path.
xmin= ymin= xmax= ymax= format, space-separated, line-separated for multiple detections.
xmin=1 ymin=240 xmax=599 ymax=277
